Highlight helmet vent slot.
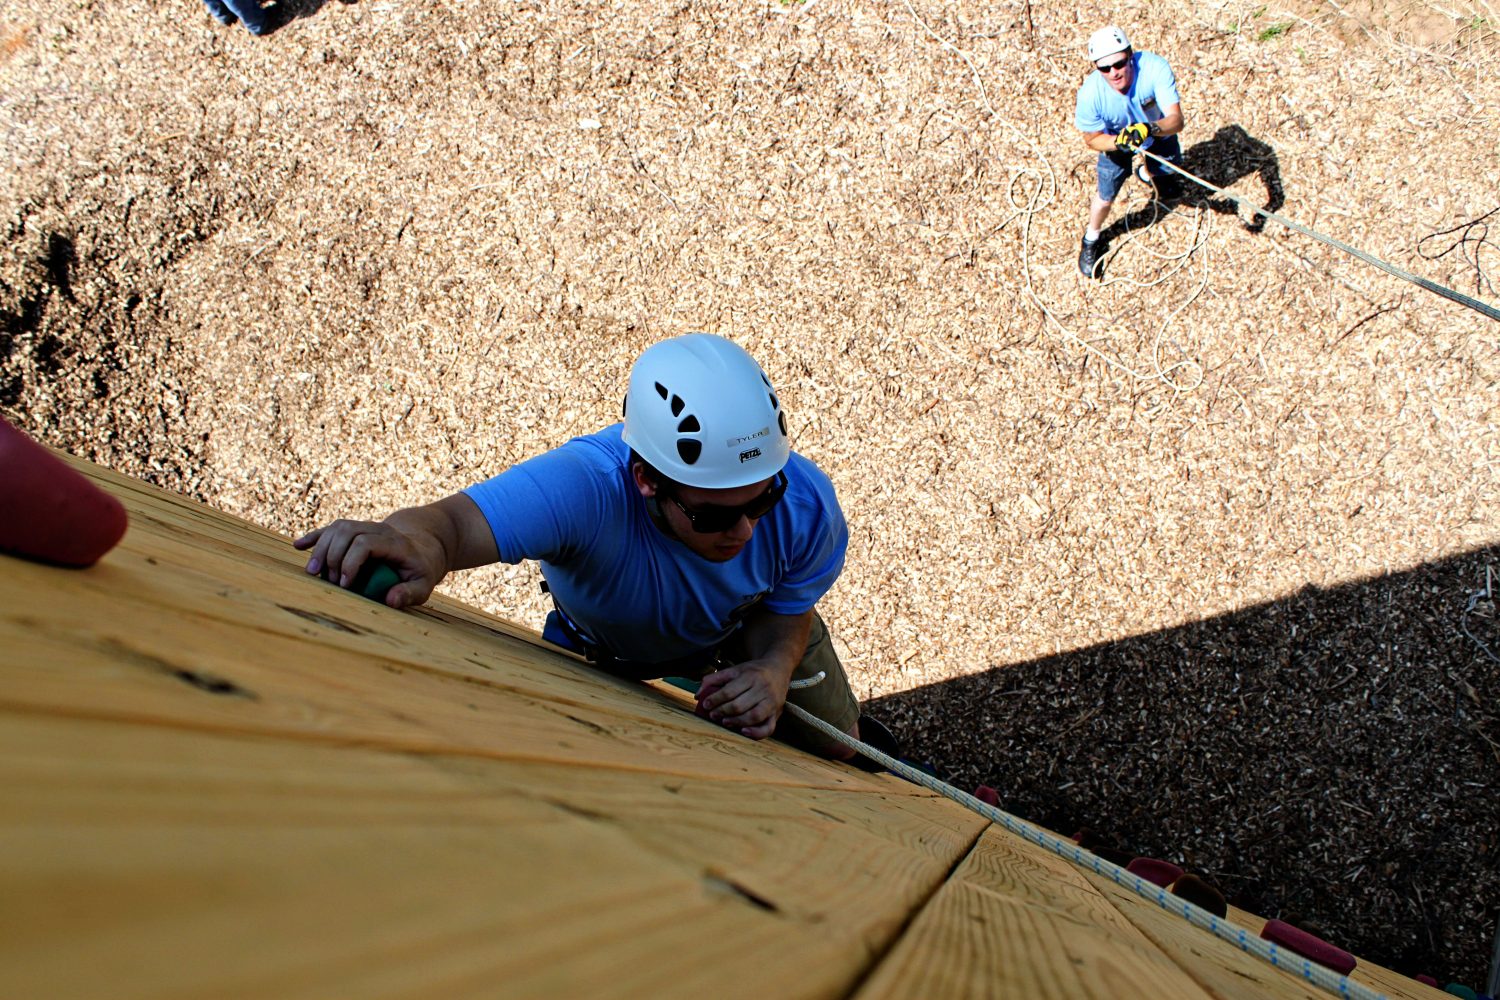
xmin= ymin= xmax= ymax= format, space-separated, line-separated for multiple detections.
xmin=654 ymin=382 xmax=669 ymax=400
xmin=677 ymin=439 xmax=702 ymax=465
xmin=677 ymin=415 xmax=700 ymax=433
xmin=778 ymin=412 xmax=787 ymax=436
xmin=670 ymin=394 xmax=685 ymax=416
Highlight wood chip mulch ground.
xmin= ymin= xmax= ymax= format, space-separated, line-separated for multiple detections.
xmin=2 ymin=0 xmax=1497 ymax=987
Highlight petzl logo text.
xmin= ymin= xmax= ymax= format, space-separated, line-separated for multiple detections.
xmin=738 ymin=448 xmax=762 ymax=463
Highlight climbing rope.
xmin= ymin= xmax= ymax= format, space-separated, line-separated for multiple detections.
xmin=865 ymin=0 xmax=1213 ymax=394
xmin=781 ymin=701 xmax=1391 ymax=1000
xmin=1011 ymin=164 xmax=1209 ymax=393
xmin=1141 ymin=147 xmax=1500 ymax=323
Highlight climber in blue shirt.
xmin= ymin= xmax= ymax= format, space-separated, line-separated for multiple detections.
xmin=296 ymin=334 xmax=884 ymax=761
xmin=1074 ymin=25 xmax=1188 ymax=278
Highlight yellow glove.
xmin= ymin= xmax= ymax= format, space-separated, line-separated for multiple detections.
xmin=1115 ymin=123 xmax=1149 ymax=150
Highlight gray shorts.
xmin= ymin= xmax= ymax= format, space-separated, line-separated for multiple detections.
xmin=1096 ymin=133 xmax=1182 ymax=200
xmin=717 ymin=611 xmax=860 ymax=753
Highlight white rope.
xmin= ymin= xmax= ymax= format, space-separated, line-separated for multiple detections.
xmin=784 ymin=701 xmax=1390 ymax=1000
xmin=788 ymin=670 xmax=827 ymax=689
xmin=877 ymin=0 xmax=1210 ymax=395
xmin=1140 ymin=146 xmax=1500 ymax=323
xmin=1014 ymin=172 xmax=1208 ymax=393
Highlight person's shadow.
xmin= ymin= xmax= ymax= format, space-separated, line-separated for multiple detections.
xmin=1098 ymin=124 xmax=1286 ymax=261
xmin=1180 ymin=124 xmax=1285 ymax=232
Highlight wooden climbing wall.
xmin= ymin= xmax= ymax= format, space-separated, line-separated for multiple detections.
xmin=0 ymin=455 xmax=1444 ymax=1000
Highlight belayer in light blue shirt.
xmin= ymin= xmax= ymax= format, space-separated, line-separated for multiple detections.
xmin=296 ymin=333 xmax=889 ymax=762
xmin=1074 ymin=25 xmax=1188 ymax=278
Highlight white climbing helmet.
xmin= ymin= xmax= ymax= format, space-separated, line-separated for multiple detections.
xmin=621 ymin=333 xmax=790 ymax=489
xmin=1087 ymin=25 xmax=1131 ymax=63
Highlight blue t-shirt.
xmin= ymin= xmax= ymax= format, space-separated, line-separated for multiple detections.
xmin=1074 ymin=51 xmax=1180 ymax=148
xmin=463 ymin=424 xmax=848 ymax=662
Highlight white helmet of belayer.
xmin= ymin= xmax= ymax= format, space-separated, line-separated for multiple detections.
xmin=621 ymin=333 xmax=790 ymax=489
xmin=1087 ymin=25 xmax=1131 ymax=63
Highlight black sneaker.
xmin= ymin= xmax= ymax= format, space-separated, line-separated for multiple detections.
xmin=1078 ymin=237 xmax=1102 ymax=278
xmin=850 ymin=715 xmax=902 ymax=772
xmin=243 ymin=4 xmax=286 ymax=35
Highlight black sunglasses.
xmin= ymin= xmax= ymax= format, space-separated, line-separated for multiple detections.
xmin=666 ymin=471 xmax=788 ymax=533
xmin=1096 ymin=57 xmax=1130 ymax=73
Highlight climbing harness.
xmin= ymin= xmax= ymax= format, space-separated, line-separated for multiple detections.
xmin=781 ymin=699 xmax=1392 ymax=1000
xmin=1140 ymin=148 xmax=1500 ymax=323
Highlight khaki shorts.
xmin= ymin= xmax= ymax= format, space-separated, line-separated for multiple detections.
xmin=717 ymin=611 xmax=860 ymax=753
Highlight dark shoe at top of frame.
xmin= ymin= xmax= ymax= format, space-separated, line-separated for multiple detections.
xmin=849 ymin=715 xmax=902 ymax=772
xmin=241 ymin=4 xmax=287 ymax=35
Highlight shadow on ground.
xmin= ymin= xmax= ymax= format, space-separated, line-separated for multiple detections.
xmin=868 ymin=544 xmax=1499 ymax=987
xmin=275 ymin=0 xmax=356 ymax=30
xmin=1102 ymin=123 xmax=1287 ymax=250
xmin=1180 ymin=122 xmax=1286 ymax=230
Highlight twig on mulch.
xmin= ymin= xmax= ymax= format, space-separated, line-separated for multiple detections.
xmin=1416 ymin=206 xmax=1499 ymax=297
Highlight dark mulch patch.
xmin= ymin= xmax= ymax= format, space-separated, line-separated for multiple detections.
xmin=871 ymin=545 xmax=1500 ymax=988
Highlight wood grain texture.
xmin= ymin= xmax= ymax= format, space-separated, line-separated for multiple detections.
xmin=0 ymin=455 xmax=986 ymax=1000
xmin=855 ymin=825 xmax=1217 ymax=999
xmin=1224 ymin=907 xmax=1450 ymax=1000
xmin=1 ymin=453 xmax=1447 ymax=1000
xmin=0 ymin=713 xmax=896 ymax=1000
xmin=1079 ymin=872 xmax=1334 ymax=1000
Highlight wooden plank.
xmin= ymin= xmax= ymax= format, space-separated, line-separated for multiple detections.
xmin=0 ymin=480 xmax=934 ymax=794
xmin=10 ymin=452 xmax=1442 ymax=1000
xmin=0 ymin=560 xmax=913 ymax=790
xmin=0 ymin=710 xmax=984 ymax=1000
xmin=1082 ymin=872 xmax=1347 ymax=1000
xmin=1225 ymin=907 xmax=1449 ymax=1000
xmin=855 ymin=825 xmax=1217 ymax=999
xmin=1 ymin=454 xmax=993 ymax=999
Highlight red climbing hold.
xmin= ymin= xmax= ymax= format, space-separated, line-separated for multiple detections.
xmin=1416 ymin=975 xmax=1439 ymax=987
xmin=1259 ymin=918 xmax=1356 ymax=975
xmin=1072 ymin=827 xmax=1103 ymax=848
xmin=973 ymin=785 xmax=1000 ymax=806
xmin=1169 ymin=873 xmax=1228 ymax=918
xmin=0 ymin=417 xmax=127 ymax=567
xmin=1125 ymin=857 xmax=1184 ymax=888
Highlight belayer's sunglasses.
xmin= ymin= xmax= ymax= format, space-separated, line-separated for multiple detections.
xmin=1096 ymin=57 xmax=1130 ymax=73
xmin=666 ymin=471 xmax=788 ymax=533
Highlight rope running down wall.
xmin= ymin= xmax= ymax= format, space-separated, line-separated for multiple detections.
xmin=783 ymin=701 xmax=1392 ymax=1000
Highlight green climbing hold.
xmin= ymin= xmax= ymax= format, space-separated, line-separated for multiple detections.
xmin=351 ymin=561 xmax=401 ymax=604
